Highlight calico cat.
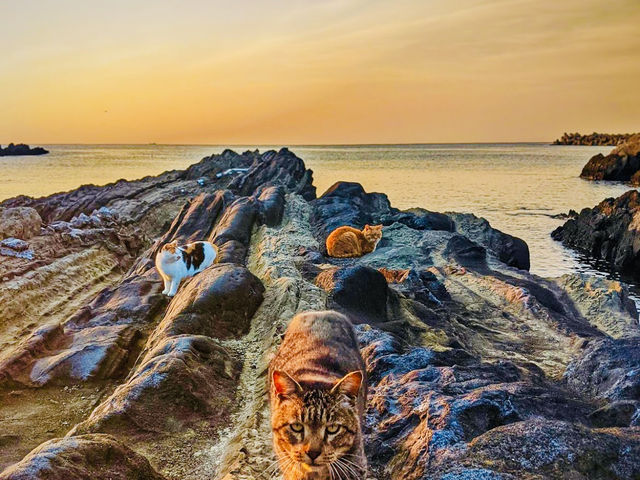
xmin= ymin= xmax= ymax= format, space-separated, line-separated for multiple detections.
xmin=326 ymin=224 xmax=383 ymax=258
xmin=155 ymin=240 xmax=217 ymax=297
xmin=269 ymin=310 xmax=367 ymax=480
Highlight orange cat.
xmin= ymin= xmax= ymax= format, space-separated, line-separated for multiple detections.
xmin=326 ymin=224 xmax=383 ymax=258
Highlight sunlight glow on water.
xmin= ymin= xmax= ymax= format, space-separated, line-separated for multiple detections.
xmin=0 ymin=143 xmax=635 ymax=282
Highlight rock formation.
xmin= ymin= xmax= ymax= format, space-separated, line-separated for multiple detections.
xmin=552 ymin=189 xmax=640 ymax=279
xmin=0 ymin=207 xmax=42 ymax=240
xmin=1 ymin=148 xmax=639 ymax=480
xmin=579 ymin=133 xmax=640 ymax=182
xmin=0 ymin=144 xmax=48 ymax=156
xmin=553 ymin=132 xmax=636 ymax=146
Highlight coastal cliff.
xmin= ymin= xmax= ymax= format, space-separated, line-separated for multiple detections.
xmin=1 ymin=149 xmax=639 ymax=480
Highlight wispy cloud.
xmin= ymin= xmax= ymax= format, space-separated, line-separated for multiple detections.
xmin=0 ymin=0 xmax=638 ymax=143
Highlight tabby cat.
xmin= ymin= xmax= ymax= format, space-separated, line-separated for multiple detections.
xmin=155 ymin=240 xmax=217 ymax=297
xmin=269 ymin=310 xmax=367 ymax=480
xmin=326 ymin=224 xmax=383 ymax=258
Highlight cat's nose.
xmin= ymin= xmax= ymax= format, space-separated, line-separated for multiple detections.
xmin=307 ymin=449 xmax=321 ymax=461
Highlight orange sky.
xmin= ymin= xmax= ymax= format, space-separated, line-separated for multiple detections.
xmin=1 ymin=0 xmax=639 ymax=144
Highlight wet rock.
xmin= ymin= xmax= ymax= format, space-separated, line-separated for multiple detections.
xmin=580 ymin=134 xmax=640 ymax=181
xmin=311 ymin=181 xmax=393 ymax=245
xmin=255 ymin=186 xmax=285 ymax=227
xmin=445 ymin=234 xmax=488 ymax=269
xmin=449 ymin=213 xmax=530 ymax=270
xmin=581 ymin=152 xmax=640 ymax=182
xmin=552 ymin=190 xmax=640 ymax=278
xmin=215 ymin=239 xmax=247 ymax=264
xmin=0 ymin=434 xmax=165 ymax=480
xmin=394 ymin=207 xmax=455 ymax=232
xmin=153 ymin=191 xmax=233 ymax=250
xmin=0 ymin=207 xmax=42 ymax=240
xmin=153 ymin=263 xmax=265 ymax=341
xmin=210 ymin=196 xmax=257 ymax=248
xmin=228 ymin=147 xmax=316 ymax=200
xmin=71 ymin=268 xmax=163 ymax=325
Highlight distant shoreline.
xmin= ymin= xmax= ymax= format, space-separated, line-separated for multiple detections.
xmin=552 ymin=132 xmax=637 ymax=146
xmin=10 ymin=141 xmax=570 ymax=148
xmin=0 ymin=143 xmax=48 ymax=157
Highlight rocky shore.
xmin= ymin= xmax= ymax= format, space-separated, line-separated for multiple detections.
xmin=552 ymin=189 xmax=640 ymax=280
xmin=0 ymin=144 xmax=48 ymax=156
xmin=553 ymin=132 xmax=636 ymax=146
xmin=579 ymin=134 xmax=640 ymax=183
xmin=1 ymin=149 xmax=639 ymax=480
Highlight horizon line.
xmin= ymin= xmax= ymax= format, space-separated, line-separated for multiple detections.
xmin=18 ymin=141 xmax=564 ymax=147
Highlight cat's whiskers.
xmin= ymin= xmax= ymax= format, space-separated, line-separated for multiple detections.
xmin=333 ymin=459 xmax=352 ymax=480
xmin=269 ymin=311 xmax=367 ymax=480
xmin=336 ymin=458 xmax=360 ymax=479
xmin=330 ymin=462 xmax=344 ymax=480
xmin=264 ymin=457 xmax=284 ymax=476
xmin=339 ymin=455 xmax=363 ymax=472
xmin=264 ymin=452 xmax=294 ymax=480
xmin=275 ymin=457 xmax=295 ymax=479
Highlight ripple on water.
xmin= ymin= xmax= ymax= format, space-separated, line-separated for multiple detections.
xmin=1 ymin=143 xmax=637 ymax=299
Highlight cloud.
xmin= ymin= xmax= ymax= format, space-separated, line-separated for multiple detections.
xmin=0 ymin=0 xmax=638 ymax=143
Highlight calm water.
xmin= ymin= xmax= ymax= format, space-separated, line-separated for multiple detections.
xmin=0 ymin=144 xmax=635 ymax=282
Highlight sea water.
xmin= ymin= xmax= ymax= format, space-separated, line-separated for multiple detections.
xmin=0 ymin=143 xmax=635 ymax=282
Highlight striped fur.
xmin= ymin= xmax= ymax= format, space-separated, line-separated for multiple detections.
xmin=269 ymin=311 xmax=367 ymax=479
xmin=326 ymin=224 xmax=382 ymax=258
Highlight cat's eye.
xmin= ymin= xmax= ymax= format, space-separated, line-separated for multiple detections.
xmin=326 ymin=424 xmax=341 ymax=434
xmin=289 ymin=423 xmax=304 ymax=433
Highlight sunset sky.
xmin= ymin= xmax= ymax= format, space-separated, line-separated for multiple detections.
xmin=2 ymin=0 xmax=639 ymax=144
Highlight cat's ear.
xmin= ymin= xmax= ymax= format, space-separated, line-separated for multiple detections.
xmin=273 ymin=370 xmax=302 ymax=397
xmin=331 ymin=371 xmax=363 ymax=398
xmin=163 ymin=241 xmax=177 ymax=251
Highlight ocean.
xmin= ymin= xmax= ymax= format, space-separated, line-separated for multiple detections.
xmin=0 ymin=143 xmax=635 ymax=282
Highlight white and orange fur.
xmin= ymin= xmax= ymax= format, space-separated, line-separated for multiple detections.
xmin=155 ymin=240 xmax=217 ymax=297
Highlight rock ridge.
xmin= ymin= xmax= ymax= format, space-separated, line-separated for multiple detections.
xmin=1 ymin=149 xmax=639 ymax=480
